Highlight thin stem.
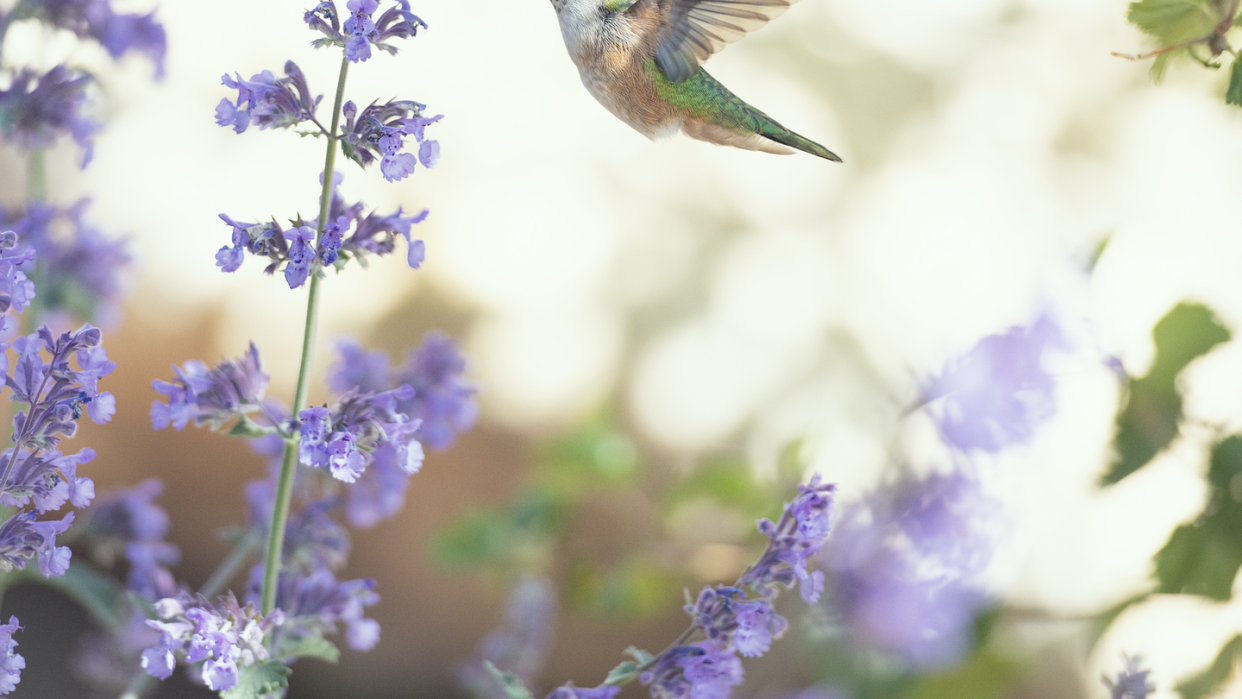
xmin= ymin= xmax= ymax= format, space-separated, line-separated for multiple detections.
xmin=259 ymin=54 xmax=350 ymax=618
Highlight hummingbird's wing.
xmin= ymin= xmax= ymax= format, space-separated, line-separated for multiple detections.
xmin=653 ymin=0 xmax=799 ymax=83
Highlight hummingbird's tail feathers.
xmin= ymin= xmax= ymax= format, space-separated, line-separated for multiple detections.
xmin=756 ymin=121 xmax=843 ymax=162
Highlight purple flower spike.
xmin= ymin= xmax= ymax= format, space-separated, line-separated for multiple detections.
xmin=923 ymin=315 xmax=1063 ymax=452
xmin=0 ymin=617 xmax=23 ymax=694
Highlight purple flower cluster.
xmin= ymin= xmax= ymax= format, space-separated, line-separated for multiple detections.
xmin=150 ymin=342 xmax=269 ymax=431
xmin=3 ymin=200 xmax=132 ymax=327
xmin=305 ymin=0 xmax=427 ymax=63
xmin=1105 ymin=657 xmax=1154 ymax=699
xmin=141 ymin=595 xmax=280 ymax=691
xmin=80 ymin=479 xmax=180 ymax=599
xmin=459 ymin=575 xmax=557 ymax=699
xmin=341 ymin=99 xmax=442 ymax=181
xmin=22 ymin=0 xmax=166 ymax=75
xmin=923 ymin=315 xmax=1062 ymax=452
xmin=0 ymin=618 xmax=22 ymax=694
xmin=0 ymin=66 xmax=99 ymax=167
xmin=215 ymin=61 xmax=321 ymax=135
xmin=216 ymin=176 xmax=429 ymax=288
xmin=819 ymin=471 xmax=997 ymax=668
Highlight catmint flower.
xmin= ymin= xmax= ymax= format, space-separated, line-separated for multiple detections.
xmin=922 ymin=315 xmax=1062 ymax=452
xmin=341 ymin=99 xmax=442 ymax=182
xmin=5 ymin=201 xmax=132 ymax=326
xmin=141 ymin=594 xmax=281 ymax=691
xmin=739 ymin=474 xmax=835 ymax=604
xmin=80 ymin=479 xmax=180 ymax=600
xmin=0 ymin=66 xmax=99 ymax=166
xmin=26 ymin=0 xmax=166 ymax=75
xmin=0 ymin=617 xmax=23 ymax=695
xmin=459 ymin=575 xmax=557 ymax=699
xmin=306 ymin=0 xmax=426 ymax=62
xmin=546 ymin=686 xmax=621 ymax=699
xmin=1105 ymin=656 xmax=1154 ymax=699
xmin=0 ymin=511 xmax=74 ymax=577
xmin=217 ymin=61 xmax=320 ymax=134
xmin=297 ymin=385 xmax=423 ymax=483
xmin=150 ymin=342 xmax=269 ymax=431
xmin=819 ymin=472 xmax=997 ymax=668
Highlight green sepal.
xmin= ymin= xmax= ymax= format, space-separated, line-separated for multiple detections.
xmin=220 ymin=660 xmax=291 ymax=699
xmin=1176 ymin=635 xmax=1242 ymax=699
xmin=1152 ymin=435 xmax=1242 ymax=600
xmin=604 ymin=660 xmax=641 ymax=685
xmin=1101 ymin=302 xmax=1230 ymax=486
xmin=229 ymin=415 xmax=273 ymax=438
xmin=275 ymin=634 xmax=340 ymax=663
xmin=483 ymin=661 xmax=536 ymax=699
xmin=1227 ymin=57 xmax=1242 ymax=105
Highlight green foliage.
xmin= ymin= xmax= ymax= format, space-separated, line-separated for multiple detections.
xmin=1153 ymin=435 xmax=1242 ymax=600
xmin=1176 ymin=634 xmax=1242 ymax=699
xmin=1102 ymin=303 xmax=1230 ymax=486
xmin=1228 ymin=57 xmax=1242 ymax=104
xmin=275 ymin=634 xmax=341 ymax=663
xmin=1127 ymin=0 xmax=1221 ymax=45
xmin=484 ymin=662 xmax=537 ymax=699
xmin=220 ymin=661 xmax=291 ymax=699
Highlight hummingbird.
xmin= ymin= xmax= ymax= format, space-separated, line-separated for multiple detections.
xmin=549 ymin=0 xmax=842 ymax=162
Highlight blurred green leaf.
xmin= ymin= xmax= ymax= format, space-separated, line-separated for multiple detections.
xmin=905 ymin=651 xmax=1023 ymax=699
xmin=1228 ymin=57 xmax=1242 ymax=104
xmin=220 ymin=660 xmax=291 ymax=699
xmin=1153 ymin=435 xmax=1242 ymax=599
xmin=484 ymin=662 xmax=536 ymax=699
xmin=1102 ymin=303 xmax=1230 ymax=486
xmin=1177 ymin=634 xmax=1242 ymax=699
xmin=276 ymin=634 xmax=340 ymax=663
xmin=1128 ymin=0 xmax=1219 ymax=44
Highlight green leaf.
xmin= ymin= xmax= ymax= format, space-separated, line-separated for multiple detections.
xmin=1127 ymin=0 xmax=1219 ymax=44
xmin=1227 ymin=58 xmax=1242 ymax=105
xmin=604 ymin=660 xmax=641 ymax=685
xmin=1153 ymin=435 xmax=1242 ymax=600
xmin=483 ymin=662 xmax=536 ymax=699
xmin=1101 ymin=303 xmax=1230 ymax=486
xmin=1177 ymin=634 xmax=1242 ymax=699
xmin=220 ymin=660 xmax=291 ymax=699
xmin=40 ymin=563 xmax=124 ymax=630
xmin=275 ymin=634 xmax=340 ymax=663
xmin=906 ymin=650 xmax=1024 ymax=699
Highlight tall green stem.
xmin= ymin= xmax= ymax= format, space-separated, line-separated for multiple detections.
xmin=259 ymin=55 xmax=350 ymax=617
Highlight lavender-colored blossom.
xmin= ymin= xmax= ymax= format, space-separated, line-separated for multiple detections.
xmin=341 ymin=99 xmax=442 ymax=182
xmin=546 ymin=685 xmax=621 ymax=699
xmin=0 ymin=617 xmax=23 ymax=695
xmin=1105 ymin=657 xmax=1154 ymax=699
xmin=26 ymin=0 xmax=166 ymax=75
xmin=739 ymin=474 xmax=835 ymax=604
xmin=306 ymin=0 xmax=427 ymax=61
xmin=4 ymin=200 xmax=132 ymax=326
xmin=217 ymin=61 xmax=320 ymax=134
xmin=150 ymin=342 xmax=269 ymax=431
xmin=0 ymin=66 xmax=99 ymax=166
xmin=819 ymin=472 xmax=998 ymax=668
xmin=0 ymin=510 xmax=75 ymax=577
xmin=459 ymin=575 xmax=557 ymax=699
xmin=141 ymin=594 xmax=279 ymax=690
xmin=923 ymin=315 xmax=1062 ymax=452
xmin=80 ymin=479 xmax=180 ymax=599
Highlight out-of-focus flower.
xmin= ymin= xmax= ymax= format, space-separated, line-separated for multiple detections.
xmin=1104 ymin=656 xmax=1154 ymax=699
xmin=819 ymin=471 xmax=999 ymax=668
xmin=216 ymin=61 xmax=320 ymax=135
xmin=458 ymin=575 xmax=557 ymax=699
xmin=923 ymin=316 xmax=1063 ymax=452
xmin=0 ymin=66 xmax=98 ymax=166
xmin=150 ymin=342 xmax=269 ymax=431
